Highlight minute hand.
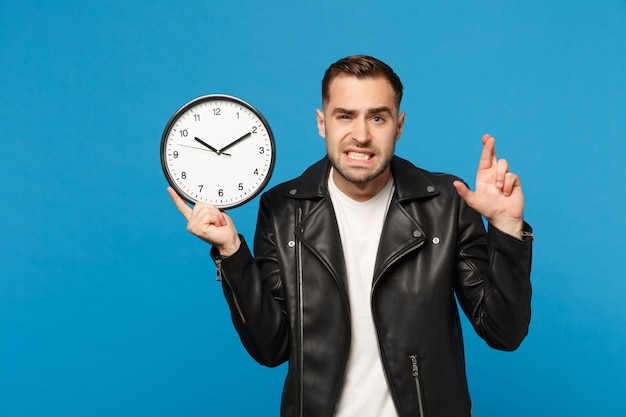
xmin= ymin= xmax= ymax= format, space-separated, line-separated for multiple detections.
xmin=217 ymin=132 xmax=252 ymax=154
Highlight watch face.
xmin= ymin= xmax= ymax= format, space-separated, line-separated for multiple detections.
xmin=160 ymin=95 xmax=275 ymax=208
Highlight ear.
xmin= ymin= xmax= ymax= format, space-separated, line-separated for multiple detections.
xmin=316 ymin=109 xmax=326 ymax=139
xmin=395 ymin=111 xmax=405 ymax=141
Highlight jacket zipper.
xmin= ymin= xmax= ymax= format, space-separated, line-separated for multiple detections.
xmin=296 ymin=207 xmax=304 ymax=417
xmin=410 ymin=354 xmax=426 ymax=417
xmin=216 ymin=258 xmax=247 ymax=325
xmin=371 ymin=232 xmax=425 ymax=415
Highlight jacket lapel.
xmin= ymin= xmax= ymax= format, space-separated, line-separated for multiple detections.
xmin=373 ymin=200 xmax=426 ymax=285
xmin=287 ymin=156 xmax=436 ymax=289
xmin=295 ymin=198 xmax=347 ymax=288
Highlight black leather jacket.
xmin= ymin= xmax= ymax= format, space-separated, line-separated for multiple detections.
xmin=215 ymin=157 xmax=533 ymax=417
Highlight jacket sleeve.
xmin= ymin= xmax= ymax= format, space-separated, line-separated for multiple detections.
xmin=454 ymin=199 xmax=533 ymax=351
xmin=212 ymin=197 xmax=289 ymax=367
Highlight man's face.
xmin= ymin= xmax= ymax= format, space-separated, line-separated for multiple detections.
xmin=317 ymin=75 xmax=405 ymax=199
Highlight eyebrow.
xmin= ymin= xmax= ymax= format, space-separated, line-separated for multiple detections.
xmin=331 ymin=107 xmax=394 ymax=116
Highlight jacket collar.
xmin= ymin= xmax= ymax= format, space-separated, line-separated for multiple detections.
xmin=284 ymin=156 xmax=440 ymax=201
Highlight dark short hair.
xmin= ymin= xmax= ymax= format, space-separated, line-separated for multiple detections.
xmin=321 ymin=55 xmax=404 ymax=108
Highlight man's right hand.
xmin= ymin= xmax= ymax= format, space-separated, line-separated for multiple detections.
xmin=167 ymin=187 xmax=241 ymax=256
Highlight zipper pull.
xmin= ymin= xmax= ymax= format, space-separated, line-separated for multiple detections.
xmin=215 ymin=263 xmax=222 ymax=282
xmin=214 ymin=256 xmax=227 ymax=282
xmin=410 ymin=355 xmax=419 ymax=377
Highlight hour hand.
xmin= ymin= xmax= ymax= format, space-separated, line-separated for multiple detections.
xmin=194 ymin=137 xmax=230 ymax=156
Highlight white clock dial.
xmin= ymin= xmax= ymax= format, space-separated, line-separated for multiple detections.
xmin=160 ymin=95 xmax=275 ymax=208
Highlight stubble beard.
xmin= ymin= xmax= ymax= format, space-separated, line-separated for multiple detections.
xmin=328 ymin=150 xmax=393 ymax=185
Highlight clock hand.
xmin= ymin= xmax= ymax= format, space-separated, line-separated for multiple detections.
xmin=217 ymin=132 xmax=252 ymax=154
xmin=186 ymin=139 xmax=231 ymax=156
xmin=194 ymin=137 xmax=219 ymax=153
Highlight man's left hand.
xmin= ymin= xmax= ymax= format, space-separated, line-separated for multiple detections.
xmin=453 ymin=134 xmax=525 ymax=239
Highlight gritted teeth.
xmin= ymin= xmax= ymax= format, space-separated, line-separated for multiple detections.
xmin=347 ymin=151 xmax=371 ymax=160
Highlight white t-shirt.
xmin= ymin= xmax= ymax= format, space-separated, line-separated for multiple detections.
xmin=328 ymin=169 xmax=398 ymax=417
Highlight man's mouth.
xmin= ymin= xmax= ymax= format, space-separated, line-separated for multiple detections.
xmin=346 ymin=151 xmax=372 ymax=161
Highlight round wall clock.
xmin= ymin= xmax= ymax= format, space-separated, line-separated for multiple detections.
xmin=160 ymin=94 xmax=276 ymax=209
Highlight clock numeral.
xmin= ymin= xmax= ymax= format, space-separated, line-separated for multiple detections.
xmin=238 ymin=183 xmax=244 ymax=191
xmin=173 ymin=151 xmax=179 ymax=158
xmin=181 ymin=172 xmax=187 ymax=179
xmin=259 ymin=147 xmax=265 ymax=154
xmin=218 ymin=189 xmax=224 ymax=197
xmin=236 ymin=112 xmax=240 ymax=119
xmin=213 ymin=108 xmax=221 ymax=116
xmin=180 ymin=129 xmax=188 ymax=137
xmin=198 ymin=185 xmax=203 ymax=192
xmin=252 ymin=126 xmax=258 ymax=134
xmin=194 ymin=114 xmax=201 ymax=122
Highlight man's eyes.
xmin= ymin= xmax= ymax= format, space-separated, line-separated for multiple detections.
xmin=336 ymin=114 xmax=385 ymax=122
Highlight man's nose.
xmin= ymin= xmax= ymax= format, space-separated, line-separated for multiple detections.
xmin=352 ymin=118 xmax=371 ymax=144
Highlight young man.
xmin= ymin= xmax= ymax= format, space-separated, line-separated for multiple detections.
xmin=168 ymin=55 xmax=533 ymax=417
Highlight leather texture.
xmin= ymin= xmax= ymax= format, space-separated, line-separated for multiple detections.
xmin=216 ymin=157 xmax=533 ymax=417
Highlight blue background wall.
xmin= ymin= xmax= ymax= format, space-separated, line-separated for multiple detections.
xmin=2 ymin=1 xmax=625 ymax=416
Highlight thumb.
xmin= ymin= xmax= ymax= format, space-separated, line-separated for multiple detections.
xmin=453 ymin=180 xmax=474 ymax=205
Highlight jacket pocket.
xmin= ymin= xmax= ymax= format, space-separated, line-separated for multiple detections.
xmin=409 ymin=354 xmax=426 ymax=417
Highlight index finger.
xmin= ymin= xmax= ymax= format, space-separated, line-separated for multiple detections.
xmin=167 ymin=186 xmax=193 ymax=221
xmin=477 ymin=134 xmax=497 ymax=170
